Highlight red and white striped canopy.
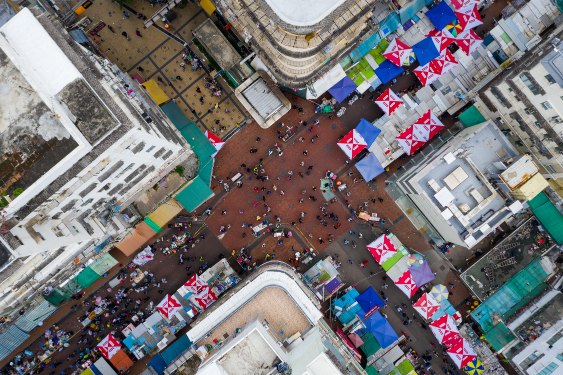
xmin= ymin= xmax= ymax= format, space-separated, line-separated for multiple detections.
xmin=156 ymin=294 xmax=182 ymax=319
xmin=97 ymin=334 xmax=122 ymax=359
xmin=184 ymin=273 xmax=208 ymax=294
xmin=456 ymin=29 xmax=482 ymax=55
xmin=455 ymin=4 xmax=483 ymax=31
xmin=430 ymin=49 xmax=458 ymax=75
xmin=366 ymin=234 xmax=397 ymax=264
xmin=204 ymin=130 xmax=225 ymax=151
xmin=396 ymin=126 xmax=425 ymax=155
xmin=427 ymin=29 xmax=456 ymax=52
xmin=446 ymin=335 xmax=477 ymax=368
xmin=395 ymin=270 xmax=419 ymax=298
xmin=194 ymin=285 xmax=217 ymax=310
xmin=430 ymin=314 xmax=460 ymax=344
xmin=375 ymin=88 xmax=404 ymax=116
xmin=414 ymin=63 xmax=440 ymax=86
xmin=338 ymin=129 xmax=368 ymax=159
xmin=383 ymin=38 xmax=413 ymax=66
xmin=413 ymin=293 xmax=441 ymax=320
xmin=414 ymin=110 xmax=445 ymax=139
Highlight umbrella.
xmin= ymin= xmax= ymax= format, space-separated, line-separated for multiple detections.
xmin=184 ymin=273 xmax=208 ymax=294
xmin=444 ymin=19 xmax=464 ymax=37
xmin=455 ymin=4 xmax=483 ymax=31
xmin=463 ymin=358 xmax=484 ymax=375
xmin=415 ymin=109 xmax=445 ymax=139
xmin=374 ymin=60 xmax=405 ymax=84
xmin=407 ymin=253 xmax=424 ymax=265
xmin=338 ymin=129 xmax=368 ymax=159
xmin=395 ymin=270 xmax=419 ymax=298
xmin=204 ymin=130 xmax=225 ymax=151
xmin=156 ymin=294 xmax=182 ymax=319
xmin=412 ymin=122 xmax=431 ymax=142
xmin=430 ymin=284 xmax=449 ymax=301
xmin=194 ymin=285 xmax=217 ymax=310
xmin=409 ymin=260 xmax=436 ymax=287
xmin=96 ymin=334 xmax=121 ymax=359
xmin=447 ymin=336 xmax=477 ymax=368
xmin=396 ymin=126 xmax=426 ymax=155
xmin=427 ymin=29 xmax=456 ymax=52
xmin=348 ymin=332 xmax=364 ymax=347
xmin=375 ymin=88 xmax=404 ymax=116
xmin=456 ymin=28 xmax=483 ymax=55
xmin=366 ymin=234 xmax=397 ymax=264
xmin=328 ymin=76 xmax=357 ymax=103
xmin=383 ymin=38 xmax=413 ymax=66
xmin=430 ymin=314 xmax=459 ymax=344
xmin=430 ymin=50 xmax=458 ymax=75
xmin=413 ymin=293 xmax=441 ymax=320
xmin=414 ymin=63 xmax=441 ymax=86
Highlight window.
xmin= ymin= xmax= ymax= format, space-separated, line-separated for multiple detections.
xmin=545 ymin=74 xmax=556 ymax=84
xmin=519 ymin=73 xmax=544 ymax=95
xmin=541 ymin=101 xmax=552 ymax=110
xmin=441 ymin=86 xmax=452 ymax=95
xmin=557 ymin=354 xmax=563 ymax=361
xmin=537 ymin=362 xmax=559 ymax=375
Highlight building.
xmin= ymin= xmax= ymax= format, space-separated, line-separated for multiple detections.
xmin=0 ymin=8 xmax=194 ymax=312
xmin=387 ymin=121 xmax=523 ymax=249
xmin=164 ymin=263 xmax=364 ymax=375
xmin=214 ymin=0 xmax=385 ymax=88
xmin=479 ymin=25 xmax=563 ymax=192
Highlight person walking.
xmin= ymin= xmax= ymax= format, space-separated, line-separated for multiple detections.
xmin=135 ymin=29 xmax=142 ymax=37
xmin=107 ymin=25 xmax=115 ymax=33
xmin=121 ymin=31 xmax=130 ymax=41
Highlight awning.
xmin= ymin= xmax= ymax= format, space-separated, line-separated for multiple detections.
xmin=374 ymin=60 xmax=404 ymax=84
xmin=355 ymin=286 xmax=385 ymax=317
xmin=141 ymin=80 xmax=170 ymax=106
xmin=355 ymin=118 xmax=381 ymax=147
xmin=425 ymin=1 xmax=457 ymax=30
xmin=528 ymin=192 xmax=563 ymax=244
xmin=355 ymin=153 xmax=385 ymax=182
xmin=458 ymin=105 xmax=486 ymax=127
xmin=175 ymin=175 xmax=215 ymax=212
xmin=363 ymin=311 xmax=399 ymax=348
xmin=412 ymin=37 xmax=441 ymax=66
xmin=115 ymin=221 xmax=157 ymax=256
xmin=146 ymin=200 xmax=184 ymax=228
xmin=328 ymin=76 xmax=357 ymax=103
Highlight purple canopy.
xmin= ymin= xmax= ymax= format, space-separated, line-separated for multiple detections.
xmin=409 ymin=260 xmax=436 ymax=287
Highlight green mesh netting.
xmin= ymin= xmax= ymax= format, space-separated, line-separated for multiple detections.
xmin=74 ymin=267 xmax=101 ymax=289
xmin=89 ymin=253 xmax=118 ymax=276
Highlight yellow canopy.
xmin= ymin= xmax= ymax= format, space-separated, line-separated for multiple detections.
xmin=147 ymin=200 xmax=184 ymax=228
xmin=200 ymin=0 xmax=216 ymax=15
xmin=141 ymin=79 xmax=170 ymax=106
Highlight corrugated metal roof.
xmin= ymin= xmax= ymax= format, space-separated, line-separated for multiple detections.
xmin=0 ymin=325 xmax=30 ymax=361
xmin=500 ymin=155 xmax=539 ymax=189
xmin=13 ymin=300 xmax=58 ymax=333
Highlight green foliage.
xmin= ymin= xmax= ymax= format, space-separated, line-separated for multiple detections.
xmin=175 ymin=165 xmax=185 ymax=176
xmin=13 ymin=188 xmax=24 ymax=197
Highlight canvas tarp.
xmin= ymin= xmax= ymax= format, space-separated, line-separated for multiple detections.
xmin=381 ymin=250 xmax=404 ymax=271
xmin=484 ymin=322 xmax=516 ymax=351
xmin=360 ymin=332 xmax=382 ymax=357
xmin=108 ymin=349 xmax=134 ymax=373
xmin=328 ymin=76 xmax=357 ymax=103
xmin=363 ymin=311 xmax=399 ymax=348
xmin=355 ymin=152 xmax=385 ymax=182
xmin=458 ymin=105 xmax=486 ymax=127
xmin=43 ymin=288 xmax=68 ymax=306
xmin=148 ymin=354 xmax=167 ymax=375
xmin=412 ymin=37 xmax=440 ymax=66
xmin=396 ymin=359 xmax=415 ymax=375
xmin=115 ymin=221 xmax=157 ymax=256
xmin=425 ymin=1 xmax=457 ymax=30
xmin=144 ymin=216 xmax=163 ymax=233
xmin=161 ymin=334 xmax=192 ymax=364
xmin=409 ymin=260 xmax=436 ymax=287
xmin=374 ymin=60 xmax=404 ymax=85
xmin=175 ymin=175 xmax=215 ymax=212
xmin=146 ymin=200 xmax=184 ymax=228
xmin=528 ymin=192 xmax=563 ymax=244
xmin=74 ymin=266 xmax=101 ymax=288
xmin=89 ymin=253 xmax=118 ymax=277
xmin=355 ymin=118 xmax=381 ymax=147
xmin=356 ymin=286 xmax=385 ymax=317
xmin=366 ymin=365 xmax=381 ymax=375
xmin=141 ymin=80 xmax=170 ymax=106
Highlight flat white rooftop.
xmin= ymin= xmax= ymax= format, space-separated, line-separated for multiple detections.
xmin=265 ymin=0 xmax=346 ymax=26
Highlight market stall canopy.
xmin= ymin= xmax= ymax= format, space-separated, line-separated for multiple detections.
xmin=427 ymin=29 xmax=456 ymax=52
xmin=355 ymin=118 xmax=382 ymax=147
xmin=383 ymin=37 xmax=413 ymax=66
xmin=348 ymin=332 xmax=364 ymax=348
xmin=409 ymin=260 xmax=436 ymax=287
xmin=426 ymin=1 xmax=457 ymax=30
xmin=328 ymin=76 xmax=357 ymax=103
xmin=414 ymin=109 xmax=445 ymax=139
xmin=395 ymin=270 xmax=419 ymax=297
xmin=363 ymin=311 xmax=399 ymax=348
xmin=450 ymin=0 xmax=479 ymax=9
xmin=194 ymin=285 xmax=217 ymax=310
xmin=375 ymin=88 xmax=403 ymax=116
xmin=430 ymin=49 xmax=458 ymax=75
xmin=183 ymin=273 xmax=208 ymax=294
xmin=430 ymin=314 xmax=459 ymax=344
xmin=204 ymin=130 xmax=225 ymax=151
xmin=374 ymin=60 xmax=405 ymax=84
xmin=413 ymin=293 xmax=441 ymax=320
xmin=455 ymin=4 xmax=483 ymax=31
xmin=444 ymin=19 xmax=464 ymax=37
xmin=156 ymin=294 xmax=182 ymax=319
xmin=396 ymin=126 xmax=426 ymax=155
xmin=456 ymin=28 xmax=483 ymax=55
xmin=355 ymin=152 xmax=385 ymax=181
xmin=338 ymin=129 xmax=368 ymax=159
xmin=367 ymin=234 xmax=397 ymax=263
xmin=355 ymin=286 xmax=385 ymax=317
xmin=414 ymin=63 xmax=440 ymax=86
xmin=97 ymin=334 xmax=122 ymax=360
xmin=430 ymin=284 xmax=449 ymax=302
xmin=412 ymin=37 xmax=441 ymax=67
xmin=446 ymin=336 xmax=477 ymax=368
xmin=463 ymin=358 xmax=484 ymax=375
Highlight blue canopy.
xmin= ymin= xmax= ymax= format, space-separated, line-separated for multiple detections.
xmin=363 ymin=311 xmax=399 ymax=348
xmin=412 ymin=37 xmax=440 ymax=66
xmin=356 ymin=287 xmax=385 ymax=318
xmin=328 ymin=76 xmax=357 ymax=103
xmin=355 ymin=118 xmax=381 ymax=147
xmin=355 ymin=153 xmax=385 ymax=181
xmin=425 ymin=1 xmax=457 ymax=30
xmin=374 ymin=60 xmax=404 ymax=85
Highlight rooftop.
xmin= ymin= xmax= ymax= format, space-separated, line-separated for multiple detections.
xmin=513 ymin=292 xmax=563 ymax=345
xmin=264 ymin=0 xmax=346 ymax=27
xmin=461 ymin=218 xmax=555 ymax=300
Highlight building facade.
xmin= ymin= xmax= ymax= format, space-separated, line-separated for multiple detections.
xmin=213 ymin=0 xmax=385 ymax=88
xmin=0 ymin=8 xmax=194 ymax=312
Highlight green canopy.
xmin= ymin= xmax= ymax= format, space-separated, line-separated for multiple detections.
xmin=366 ymin=365 xmax=381 ymax=375
xmin=360 ymin=332 xmax=382 ymax=357
xmin=458 ymin=105 xmax=486 ymax=127
xmin=396 ymin=359 xmax=415 ymax=375
xmin=528 ymin=192 xmax=563 ymax=244
xmin=484 ymin=322 xmax=516 ymax=351
xmin=74 ymin=267 xmax=101 ymax=289
xmin=144 ymin=216 xmax=163 ymax=233
xmin=43 ymin=288 xmax=68 ymax=306
xmin=89 ymin=253 xmax=118 ymax=276
xmin=175 ymin=175 xmax=215 ymax=212
xmin=382 ymin=251 xmax=404 ymax=271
